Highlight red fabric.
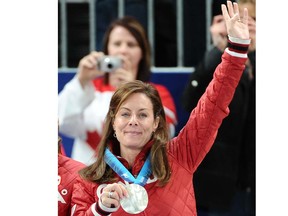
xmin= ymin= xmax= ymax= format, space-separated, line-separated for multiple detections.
xmin=86 ymin=131 xmax=102 ymax=152
xmin=151 ymin=83 xmax=178 ymax=125
xmin=58 ymin=154 xmax=86 ymax=216
xmin=60 ymin=143 xmax=66 ymax=156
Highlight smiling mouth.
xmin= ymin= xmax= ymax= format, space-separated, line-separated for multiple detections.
xmin=125 ymin=131 xmax=141 ymax=135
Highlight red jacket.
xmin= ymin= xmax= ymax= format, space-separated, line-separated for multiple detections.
xmin=70 ymin=51 xmax=247 ymax=216
xmin=58 ymin=154 xmax=86 ymax=216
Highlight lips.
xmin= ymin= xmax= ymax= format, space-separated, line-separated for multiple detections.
xmin=125 ymin=131 xmax=141 ymax=135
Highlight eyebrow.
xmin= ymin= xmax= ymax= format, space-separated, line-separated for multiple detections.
xmin=119 ymin=107 xmax=149 ymax=112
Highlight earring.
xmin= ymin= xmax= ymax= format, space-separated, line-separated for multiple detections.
xmin=113 ymin=132 xmax=117 ymax=138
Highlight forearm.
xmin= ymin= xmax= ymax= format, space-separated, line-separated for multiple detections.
xmin=58 ymin=76 xmax=95 ymax=139
xmin=179 ymin=36 xmax=250 ymax=170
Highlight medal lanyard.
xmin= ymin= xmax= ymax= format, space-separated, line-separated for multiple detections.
xmin=104 ymin=148 xmax=152 ymax=186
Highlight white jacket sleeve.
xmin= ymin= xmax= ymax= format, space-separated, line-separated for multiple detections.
xmin=58 ymin=75 xmax=95 ymax=140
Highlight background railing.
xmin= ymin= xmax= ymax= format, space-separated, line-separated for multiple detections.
xmin=58 ymin=0 xmax=228 ymax=73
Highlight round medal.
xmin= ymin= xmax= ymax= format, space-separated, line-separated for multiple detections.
xmin=120 ymin=183 xmax=148 ymax=214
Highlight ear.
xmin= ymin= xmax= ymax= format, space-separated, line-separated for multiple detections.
xmin=111 ymin=116 xmax=115 ymax=130
xmin=153 ymin=116 xmax=160 ymax=132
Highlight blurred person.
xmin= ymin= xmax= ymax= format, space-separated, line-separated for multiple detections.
xmin=95 ymin=0 xmax=178 ymax=67
xmin=58 ymin=126 xmax=86 ymax=216
xmin=181 ymin=0 xmax=255 ymax=215
xmin=58 ymin=16 xmax=177 ymax=165
xmin=95 ymin=0 xmax=147 ymax=51
xmin=69 ymin=2 xmax=251 ymax=215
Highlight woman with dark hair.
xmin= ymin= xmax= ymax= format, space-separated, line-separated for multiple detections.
xmin=70 ymin=2 xmax=251 ymax=215
xmin=101 ymin=16 xmax=151 ymax=83
xmin=58 ymin=16 xmax=177 ymax=165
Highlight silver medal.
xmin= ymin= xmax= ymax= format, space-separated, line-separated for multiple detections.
xmin=120 ymin=183 xmax=148 ymax=214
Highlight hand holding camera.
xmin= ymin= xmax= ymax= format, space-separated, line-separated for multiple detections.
xmin=77 ymin=51 xmax=135 ymax=89
xmin=77 ymin=52 xmax=123 ymax=87
xmin=97 ymin=56 xmax=122 ymax=73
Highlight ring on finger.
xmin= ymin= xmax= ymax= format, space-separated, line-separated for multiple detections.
xmin=108 ymin=191 xmax=113 ymax=199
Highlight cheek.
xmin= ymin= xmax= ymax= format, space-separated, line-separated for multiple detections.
xmin=136 ymin=50 xmax=142 ymax=62
xmin=145 ymin=121 xmax=157 ymax=132
xmin=107 ymin=45 xmax=116 ymax=55
xmin=114 ymin=118 xmax=126 ymax=130
xmin=130 ymin=45 xmax=140 ymax=56
xmin=132 ymin=50 xmax=142 ymax=66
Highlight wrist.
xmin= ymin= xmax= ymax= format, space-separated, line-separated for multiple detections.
xmin=227 ymin=35 xmax=250 ymax=54
xmin=77 ymin=73 xmax=91 ymax=88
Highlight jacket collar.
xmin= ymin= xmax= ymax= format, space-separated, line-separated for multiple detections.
xmin=109 ymin=140 xmax=153 ymax=176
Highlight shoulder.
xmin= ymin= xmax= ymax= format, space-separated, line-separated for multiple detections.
xmin=58 ymin=154 xmax=86 ymax=174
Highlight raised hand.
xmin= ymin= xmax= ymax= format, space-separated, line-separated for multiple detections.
xmin=221 ymin=1 xmax=249 ymax=40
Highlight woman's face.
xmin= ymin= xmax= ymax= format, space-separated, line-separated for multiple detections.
xmin=108 ymin=26 xmax=142 ymax=76
xmin=113 ymin=93 xmax=159 ymax=152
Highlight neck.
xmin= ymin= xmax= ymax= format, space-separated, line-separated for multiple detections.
xmin=120 ymin=147 xmax=141 ymax=167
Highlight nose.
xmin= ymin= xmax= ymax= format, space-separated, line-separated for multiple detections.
xmin=128 ymin=115 xmax=138 ymax=126
xmin=119 ymin=43 xmax=128 ymax=55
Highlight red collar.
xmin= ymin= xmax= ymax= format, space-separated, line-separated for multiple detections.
xmin=108 ymin=140 xmax=153 ymax=176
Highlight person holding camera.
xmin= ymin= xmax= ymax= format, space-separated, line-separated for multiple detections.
xmin=69 ymin=1 xmax=251 ymax=215
xmin=58 ymin=16 xmax=177 ymax=165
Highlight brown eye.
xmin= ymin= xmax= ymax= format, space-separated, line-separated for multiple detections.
xmin=139 ymin=113 xmax=147 ymax=118
xmin=121 ymin=112 xmax=130 ymax=117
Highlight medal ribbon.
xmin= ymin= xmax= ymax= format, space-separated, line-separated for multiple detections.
xmin=104 ymin=148 xmax=152 ymax=186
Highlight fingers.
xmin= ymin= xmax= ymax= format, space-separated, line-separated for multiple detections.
xmin=81 ymin=54 xmax=97 ymax=69
xmin=241 ymin=8 xmax=249 ymax=25
xmin=77 ymin=51 xmax=107 ymax=86
xmin=111 ymin=55 xmax=136 ymax=83
xmin=227 ymin=1 xmax=235 ymax=19
xmin=221 ymin=1 xmax=242 ymax=22
xmin=110 ymin=183 xmax=128 ymax=199
xmin=221 ymin=4 xmax=229 ymax=21
xmin=104 ymin=191 xmax=119 ymax=207
xmin=221 ymin=1 xmax=250 ymax=39
xmin=228 ymin=2 xmax=241 ymax=23
xmin=101 ymin=183 xmax=129 ymax=208
xmin=118 ymin=55 xmax=131 ymax=72
xmin=79 ymin=51 xmax=105 ymax=69
xmin=221 ymin=1 xmax=250 ymax=25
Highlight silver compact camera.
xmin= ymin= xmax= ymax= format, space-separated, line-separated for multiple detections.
xmin=97 ymin=56 xmax=122 ymax=72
